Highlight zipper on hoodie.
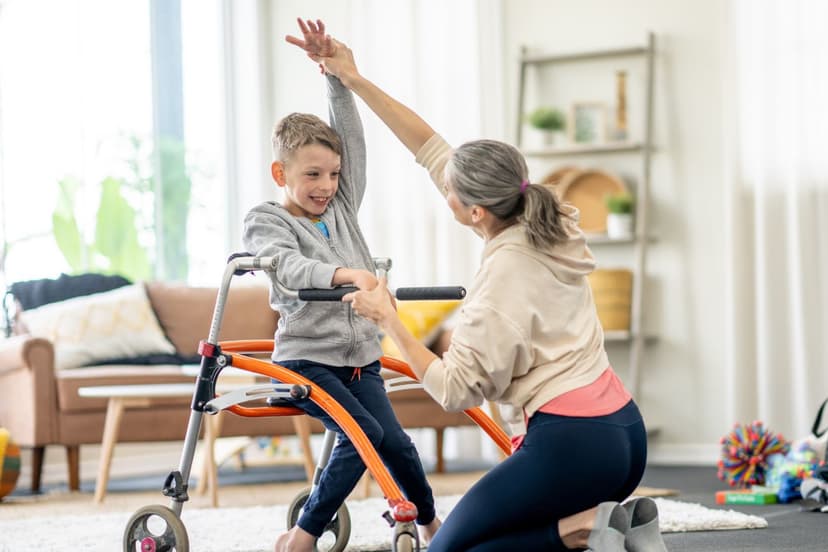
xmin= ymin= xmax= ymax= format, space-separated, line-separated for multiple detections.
xmin=329 ymin=242 xmax=358 ymax=366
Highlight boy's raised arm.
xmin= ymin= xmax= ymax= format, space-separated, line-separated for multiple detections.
xmin=286 ymin=20 xmax=437 ymax=156
xmin=287 ymin=19 xmax=366 ymax=209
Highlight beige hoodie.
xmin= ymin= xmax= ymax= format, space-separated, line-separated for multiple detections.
xmin=416 ymin=134 xmax=609 ymax=435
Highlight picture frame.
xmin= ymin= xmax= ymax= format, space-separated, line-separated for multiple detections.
xmin=569 ymin=102 xmax=608 ymax=144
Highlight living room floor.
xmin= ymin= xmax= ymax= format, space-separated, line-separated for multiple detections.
xmin=2 ymin=444 xmax=824 ymax=551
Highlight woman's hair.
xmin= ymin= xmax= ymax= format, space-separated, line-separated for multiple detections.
xmin=446 ymin=139 xmax=571 ymax=248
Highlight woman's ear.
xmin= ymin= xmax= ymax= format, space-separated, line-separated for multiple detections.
xmin=470 ymin=205 xmax=485 ymax=224
xmin=271 ymin=161 xmax=286 ymax=187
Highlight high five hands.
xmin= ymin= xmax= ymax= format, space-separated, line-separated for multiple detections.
xmin=285 ymin=18 xmax=335 ymax=73
xmin=285 ymin=18 xmax=359 ymax=82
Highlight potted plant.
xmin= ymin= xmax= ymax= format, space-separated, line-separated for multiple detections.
xmin=604 ymin=192 xmax=634 ymax=239
xmin=526 ymin=106 xmax=566 ymax=146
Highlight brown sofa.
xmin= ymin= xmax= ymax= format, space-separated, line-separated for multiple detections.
xmin=0 ymin=280 xmax=476 ymax=492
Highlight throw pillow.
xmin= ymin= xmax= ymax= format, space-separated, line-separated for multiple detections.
xmin=380 ymin=300 xmax=461 ymax=360
xmin=19 ymin=283 xmax=176 ymax=370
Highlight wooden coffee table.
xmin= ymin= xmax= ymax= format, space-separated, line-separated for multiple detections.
xmin=78 ymin=381 xmax=313 ymax=506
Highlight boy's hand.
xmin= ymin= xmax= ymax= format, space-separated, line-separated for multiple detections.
xmin=286 ymin=18 xmax=335 ymax=72
xmin=332 ymin=267 xmax=378 ymax=291
xmin=285 ymin=18 xmax=360 ymax=84
xmin=350 ymin=269 xmax=379 ymax=291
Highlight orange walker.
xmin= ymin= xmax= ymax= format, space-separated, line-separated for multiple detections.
xmin=123 ymin=256 xmax=510 ymax=552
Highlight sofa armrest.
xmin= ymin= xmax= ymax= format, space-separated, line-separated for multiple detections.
xmin=0 ymin=335 xmax=53 ymax=374
xmin=0 ymin=335 xmax=59 ymax=446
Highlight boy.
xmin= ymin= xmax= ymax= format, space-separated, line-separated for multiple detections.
xmin=242 ymin=25 xmax=440 ymax=552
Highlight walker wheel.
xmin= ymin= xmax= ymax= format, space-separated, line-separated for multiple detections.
xmin=123 ymin=504 xmax=189 ymax=552
xmin=392 ymin=521 xmax=419 ymax=552
xmin=287 ymin=487 xmax=351 ymax=552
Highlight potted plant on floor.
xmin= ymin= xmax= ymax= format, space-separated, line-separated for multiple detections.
xmin=604 ymin=191 xmax=634 ymax=239
xmin=526 ymin=106 xmax=566 ymax=146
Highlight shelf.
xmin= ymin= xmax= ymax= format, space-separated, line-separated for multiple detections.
xmin=586 ymin=234 xmax=656 ymax=245
xmin=517 ymin=33 xmax=656 ymax=402
xmin=521 ymin=45 xmax=649 ymax=65
xmin=586 ymin=234 xmax=636 ymax=245
xmin=604 ymin=330 xmax=632 ymax=342
xmin=604 ymin=331 xmax=658 ymax=344
xmin=522 ymin=141 xmax=644 ymax=157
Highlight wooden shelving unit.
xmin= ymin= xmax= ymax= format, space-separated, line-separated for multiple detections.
xmin=516 ymin=33 xmax=656 ymax=401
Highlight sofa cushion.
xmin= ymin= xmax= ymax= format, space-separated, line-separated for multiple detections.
xmin=146 ymin=281 xmax=278 ymax=357
xmin=5 ymin=272 xmax=131 ymax=338
xmin=19 ymin=284 xmax=176 ymax=370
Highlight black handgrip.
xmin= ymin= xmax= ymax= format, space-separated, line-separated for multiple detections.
xmin=395 ymin=286 xmax=466 ymax=300
xmin=298 ymin=285 xmax=467 ymax=301
xmin=297 ymin=287 xmax=358 ymax=301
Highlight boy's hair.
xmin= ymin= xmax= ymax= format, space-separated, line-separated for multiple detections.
xmin=272 ymin=113 xmax=342 ymax=161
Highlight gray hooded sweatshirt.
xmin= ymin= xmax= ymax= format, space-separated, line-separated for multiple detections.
xmin=242 ymin=76 xmax=382 ymax=367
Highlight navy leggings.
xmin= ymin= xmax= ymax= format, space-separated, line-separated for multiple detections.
xmin=278 ymin=359 xmax=436 ymax=537
xmin=427 ymin=400 xmax=647 ymax=552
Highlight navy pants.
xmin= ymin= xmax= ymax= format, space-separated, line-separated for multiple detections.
xmin=427 ymin=400 xmax=647 ymax=552
xmin=278 ymin=359 xmax=436 ymax=537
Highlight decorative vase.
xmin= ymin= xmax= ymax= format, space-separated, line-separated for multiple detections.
xmin=544 ymin=130 xmax=565 ymax=147
xmin=613 ymin=70 xmax=629 ymax=141
xmin=606 ymin=213 xmax=634 ymax=239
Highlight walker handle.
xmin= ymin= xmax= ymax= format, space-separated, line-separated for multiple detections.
xmin=395 ymin=286 xmax=466 ymax=300
xmin=297 ymin=286 xmax=466 ymax=301
xmin=297 ymin=288 xmax=356 ymax=301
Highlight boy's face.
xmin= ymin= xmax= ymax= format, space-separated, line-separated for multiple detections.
xmin=273 ymin=143 xmax=341 ymax=218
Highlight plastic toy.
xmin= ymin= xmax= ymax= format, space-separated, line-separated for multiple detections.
xmin=717 ymin=420 xmax=789 ymax=488
xmin=0 ymin=428 xmax=21 ymax=500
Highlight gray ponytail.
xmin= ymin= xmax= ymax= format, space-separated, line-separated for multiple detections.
xmin=446 ymin=139 xmax=571 ymax=249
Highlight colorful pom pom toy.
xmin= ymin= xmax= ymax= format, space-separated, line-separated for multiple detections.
xmin=717 ymin=420 xmax=789 ymax=488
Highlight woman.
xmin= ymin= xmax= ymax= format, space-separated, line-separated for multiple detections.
xmin=287 ymin=19 xmax=667 ymax=552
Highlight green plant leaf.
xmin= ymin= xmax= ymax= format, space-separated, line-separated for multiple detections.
xmin=52 ymin=177 xmax=85 ymax=272
xmin=94 ymin=177 xmax=151 ymax=281
xmin=526 ymin=107 xmax=565 ymax=131
xmin=604 ymin=192 xmax=634 ymax=214
xmin=157 ymin=137 xmax=191 ymax=281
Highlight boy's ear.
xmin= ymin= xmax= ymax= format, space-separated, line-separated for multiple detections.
xmin=271 ymin=161 xmax=286 ymax=187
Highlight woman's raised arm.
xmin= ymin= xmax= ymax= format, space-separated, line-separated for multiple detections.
xmin=286 ymin=19 xmax=436 ymax=155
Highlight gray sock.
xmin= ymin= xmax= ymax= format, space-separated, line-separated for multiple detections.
xmin=623 ymin=497 xmax=668 ymax=552
xmin=586 ymin=501 xmax=628 ymax=552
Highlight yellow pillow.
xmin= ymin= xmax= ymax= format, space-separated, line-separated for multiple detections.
xmin=380 ymin=300 xmax=460 ymax=359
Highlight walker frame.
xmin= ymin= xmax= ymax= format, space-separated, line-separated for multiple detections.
xmin=122 ymin=255 xmax=511 ymax=552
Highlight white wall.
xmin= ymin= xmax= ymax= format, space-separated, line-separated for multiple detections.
xmin=501 ymin=0 xmax=729 ymax=462
xmin=261 ymin=0 xmax=731 ymax=463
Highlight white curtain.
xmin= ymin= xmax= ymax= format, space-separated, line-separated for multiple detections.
xmin=344 ymin=0 xmax=505 ymax=461
xmin=342 ymin=0 xmax=502 ymax=289
xmin=725 ymin=0 xmax=828 ymax=440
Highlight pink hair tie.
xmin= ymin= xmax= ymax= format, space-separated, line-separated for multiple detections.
xmin=519 ymin=180 xmax=530 ymax=194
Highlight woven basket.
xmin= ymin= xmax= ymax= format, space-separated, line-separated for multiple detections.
xmin=588 ymin=269 xmax=632 ymax=331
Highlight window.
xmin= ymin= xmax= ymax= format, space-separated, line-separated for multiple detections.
xmin=0 ymin=0 xmax=226 ymax=288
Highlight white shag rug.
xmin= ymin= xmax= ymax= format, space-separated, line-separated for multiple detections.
xmin=0 ymin=495 xmax=766 ymax=551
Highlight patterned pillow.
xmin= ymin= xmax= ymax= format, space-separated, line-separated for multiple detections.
xmin=19 ymin=283 xmax=176 ymax=370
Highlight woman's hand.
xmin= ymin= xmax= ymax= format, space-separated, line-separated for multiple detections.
xmin=342 ymin=278 xmax=398 ymax=329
